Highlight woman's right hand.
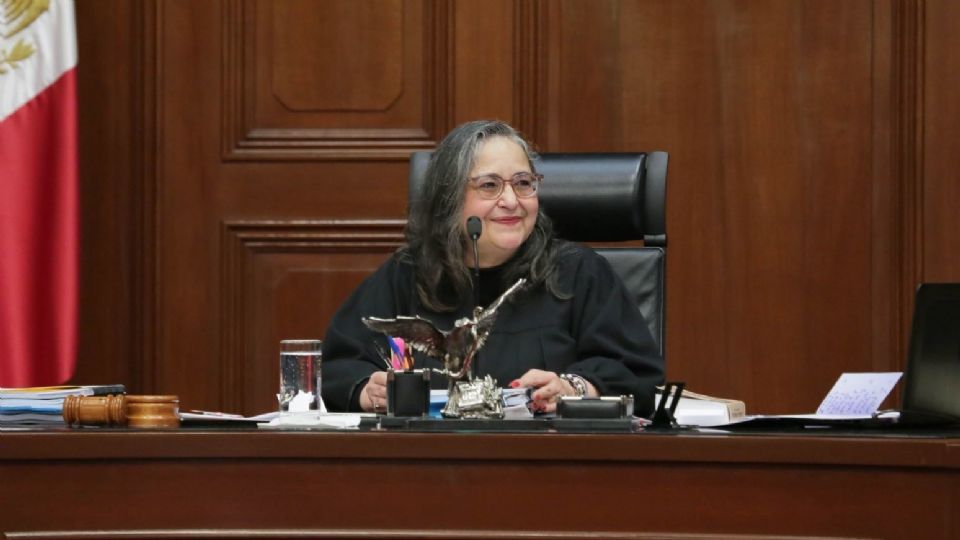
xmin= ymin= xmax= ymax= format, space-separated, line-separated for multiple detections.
xmin=359 ymin=371 xmax=389 ymax=412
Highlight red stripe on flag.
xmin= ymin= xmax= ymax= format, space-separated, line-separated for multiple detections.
xmin=0 ymin=68 xmax=78 ymax=386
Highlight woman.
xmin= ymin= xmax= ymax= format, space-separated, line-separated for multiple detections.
xmin=321 ymin=120 xmax=663 ymax=416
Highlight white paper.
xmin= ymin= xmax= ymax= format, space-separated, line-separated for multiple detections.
xmin=653 ymin=395 xmax=733 ymax=427
xmin=180 ymin=410 xmax=279 ymax=423
xmin=262 ymin=411 xmax=369 ymax=429
xmin=288 ymin=390 xmax=314 ymax=412
xmin=815 ymin=372 xmax=902 ymax=416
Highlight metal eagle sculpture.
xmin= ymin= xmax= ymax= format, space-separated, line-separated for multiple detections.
xmin=362 ymin=278 xmax=526 ymax=381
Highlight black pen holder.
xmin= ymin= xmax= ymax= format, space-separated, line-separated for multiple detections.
xmin=386 ymin=369 xmax=431 ymax=417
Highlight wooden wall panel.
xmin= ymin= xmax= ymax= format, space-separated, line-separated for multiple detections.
xmin=73 ymin=0 xmax=141 ymax=388
xmin=70 ymin=0 xmax=958 ymax=417
xmin=269 ymin=1 xmax=404 ymax=112
xmin=150 ymin=0 xmax=457 ymax=411
xmin=221 ymin=221 xmax=403 ymax=413
xmin=542 ymin=0 xmax=883 ymax=412
xmin=452 ymin=1 xmax=514 ymax=124
xmin=544 ymin=0 xmax=624 ymax=151
xmin=923 ymin=0 xmax=960 ymax=282
xmin=223 ymin=0 xmax=450 ymax=160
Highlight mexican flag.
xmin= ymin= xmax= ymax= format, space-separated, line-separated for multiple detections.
xmin=0 ymin=0 xmax=78 ymax=386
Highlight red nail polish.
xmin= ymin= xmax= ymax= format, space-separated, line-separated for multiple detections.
xmin=509 ymin=380 xmax=520 ymax=388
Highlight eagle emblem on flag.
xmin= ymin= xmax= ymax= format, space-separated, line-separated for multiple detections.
xmin=0 ymin=0 xmax=49 ymax=74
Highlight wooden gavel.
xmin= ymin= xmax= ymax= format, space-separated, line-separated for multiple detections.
xmin=63 ymin=394 xmax=180 ymax=428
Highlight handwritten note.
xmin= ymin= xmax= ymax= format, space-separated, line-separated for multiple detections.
xmin=816 ymin=372 xmax=902 ymax=416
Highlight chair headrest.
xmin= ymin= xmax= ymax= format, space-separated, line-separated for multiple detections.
xmin=409 ymin=151 xmax=668 ymax=245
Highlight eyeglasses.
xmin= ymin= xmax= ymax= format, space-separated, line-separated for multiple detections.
xmin=468 ymin=172 xmax=543 ymax=200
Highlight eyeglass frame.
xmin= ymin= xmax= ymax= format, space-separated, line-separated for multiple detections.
xmin=467 ymin=172 xmax=544 ymax=200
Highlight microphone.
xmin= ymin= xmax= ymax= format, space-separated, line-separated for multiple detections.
xmin=466 ymin=216 xmax=482 ymax=310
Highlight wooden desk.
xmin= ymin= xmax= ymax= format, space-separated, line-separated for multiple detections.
xmin=1 ymin=428 xmax=958 ymax=539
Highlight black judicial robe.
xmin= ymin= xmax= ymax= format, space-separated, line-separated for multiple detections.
xmin=321 ymin=243 xmax=664 ymax=416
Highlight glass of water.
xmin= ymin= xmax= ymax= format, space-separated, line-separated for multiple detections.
xmin=278 ymin=339 xmax=324 ymax=416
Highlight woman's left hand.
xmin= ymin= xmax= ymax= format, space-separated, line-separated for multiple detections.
xmin=510 ymin=369 xmax=592 ymax=414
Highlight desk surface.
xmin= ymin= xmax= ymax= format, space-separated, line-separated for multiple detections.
xmin=2 ymin=428 xmax=958 ymax=539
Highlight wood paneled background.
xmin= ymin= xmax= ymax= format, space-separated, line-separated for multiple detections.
xmin=72 ymin=0 xmax=959 ymax=416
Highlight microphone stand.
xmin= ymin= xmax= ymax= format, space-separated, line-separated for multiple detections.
xmin=466 ymin=216 xmax=482 ymax=379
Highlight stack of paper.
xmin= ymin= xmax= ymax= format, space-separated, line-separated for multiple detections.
xmin=0 ymin=385 xmax=125 ymax=426
xmin=502 ymin=387 xmax=534 ymax=419
xmin=712 ymin=372 xmax=903 ymax=428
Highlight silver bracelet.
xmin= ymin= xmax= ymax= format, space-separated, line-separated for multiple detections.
xmin=560 ymin=373 xmax=588 ymax=397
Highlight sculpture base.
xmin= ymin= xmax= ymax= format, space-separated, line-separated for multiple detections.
xmin=441 ymin=375 xmax=504 ymax=419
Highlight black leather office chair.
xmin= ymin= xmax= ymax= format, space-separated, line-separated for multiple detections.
xmin=408 ymin=151 xmax=668 ymax=360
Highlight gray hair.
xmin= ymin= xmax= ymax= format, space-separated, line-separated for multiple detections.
xmin=404 ymin=120 xmax=570 ymax=312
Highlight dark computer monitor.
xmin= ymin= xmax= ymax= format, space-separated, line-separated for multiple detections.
xmin=900 ymin=283 xmax=960 ymax=425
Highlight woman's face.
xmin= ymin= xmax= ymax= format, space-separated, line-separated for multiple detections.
xmin=462 ymin=136 xmax=539 ymax=267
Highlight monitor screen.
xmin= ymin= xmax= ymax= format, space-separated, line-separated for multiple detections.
xmin=901 ymin=283 xmax=960 ymax=423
